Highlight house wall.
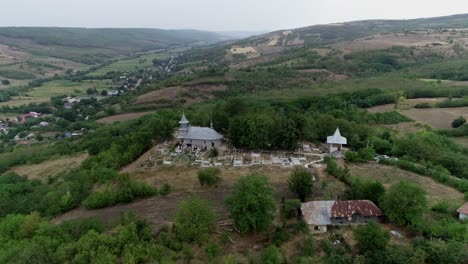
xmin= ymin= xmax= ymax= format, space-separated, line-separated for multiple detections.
xmin=460 ymin=213 xmax=467 ymax=221
xmin=330 ymin=216 xmax=381 ymax=226
xmin=180 ymin=138 xmax=222 ymax=149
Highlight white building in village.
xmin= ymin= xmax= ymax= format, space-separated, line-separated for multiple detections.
xmin=327 ymin=127 xmax=347 ymax=156
xmin=176 ymin=113 xmax=223 ymax=149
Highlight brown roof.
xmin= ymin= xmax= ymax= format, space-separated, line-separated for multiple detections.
xmin=331 ymin=200 xmax=383 ymax=218
xmin=457 ymin=202 xmax=468 ymax=214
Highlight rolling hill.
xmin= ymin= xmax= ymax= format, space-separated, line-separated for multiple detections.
xmin=0 ymin=27 xmax=229 ymax=85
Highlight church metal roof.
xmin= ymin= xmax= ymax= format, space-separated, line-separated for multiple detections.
xmin=179 ymin=113 xmax=189 ymax=124
xmin=177 ymin=126 xmax=223 ymax=141
xmin=326 ymin=127 xmax=347 ymax=145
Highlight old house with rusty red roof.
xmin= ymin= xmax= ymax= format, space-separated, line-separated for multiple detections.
xmin=300 ymin=200 xmax=384 ymax=234
xmin=330 ymin=200 xmax=384 ymax=225
xmin=457 ymin=202 xmax=468 ymax=221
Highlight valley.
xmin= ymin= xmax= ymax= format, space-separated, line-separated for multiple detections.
xmin=0 ymin=14 xmax=467 ymax=264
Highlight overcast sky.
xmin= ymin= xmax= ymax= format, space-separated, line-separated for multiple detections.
xmin=2 ymin=0 xmax=468 ymax=31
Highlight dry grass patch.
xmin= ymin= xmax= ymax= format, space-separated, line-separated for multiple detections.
xmin=12 ymin=153 xmax=88 ymax=181
xmin=96 ymin=111 xmax=154 ymax=124
xmin=401 ymin=107 xmax=468 ymax=129
xmin=345 ymin=162 xmax=463 ymax=204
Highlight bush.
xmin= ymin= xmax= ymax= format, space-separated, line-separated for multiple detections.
xmin=288 ymin=168 xmax=314 ymax=202
xmin=280 ymin=198 xmax=301 ymax=220
xmin=205 ymin=242 xmax=221 ymax=261
xmin=84 ymin=174 xmax=157 ymax=209
xmin=380 ymin=181 xmax=427 ymax=226
xmin=159 ymin=183 xmax=172 ymax=196
xmin=198 ymin=167 xmax=221 ymax=187
xmin=451 ymin=116 xmax=466 ymax=128
xmin=414 ymin=102 xmax=432 ymax=108
xmin=355 ymin=221 xmax=389 ymax=254
xmin=174 ymin=198 xmax=216 ymax=242
xmin=226 ymin=174 xmax=276 ymax=233
xmin=302 ymin=236 xmax=315 ymax=257
xmin=259 ymin=246 xmax=283 ymax=264
xmin=271 ymin=226 xmax=290 ymax=246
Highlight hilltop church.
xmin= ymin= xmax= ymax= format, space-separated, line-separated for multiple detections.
xmin=176 ymin=113 xmax=223 ymax=149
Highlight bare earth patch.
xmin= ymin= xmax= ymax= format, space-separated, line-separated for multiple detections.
xmin=345 ymin=162 xmax=463 ymax=204
xmin=12 ymin=153 xmax=88 ymax=181
xmin=96 ymin=111 xmax=154 ymax=124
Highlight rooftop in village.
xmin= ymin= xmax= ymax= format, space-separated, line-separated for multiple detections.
xmin=457 ymin=202 xmax=468 ymax=214
xmin=301 ymin=200 xmax=383 ymax=226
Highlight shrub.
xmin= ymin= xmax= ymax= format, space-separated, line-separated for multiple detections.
xmin=259 ymin=246 xmax=283 ymax=264
xmin=280 ymin=198 xmax=301 ymax=220
xmin=451 ymin=116 xmax=466 ymax=128
xmin=287 ymin=168 xmax=314 ymax=202
xmin=226 ymin=174 xmax=276 ymax=233
xmin=174 ymin=198 xmax=216 ymax=242
xmin=355 ymin=221 xmax=389 ymax=254
xmin=83 ymin=174 xmax=157 ymax=209
xmin=205 ymin=242 xmax=221 ymax=261
xmin=271 ymin=226 xmax=290 ymax=246
xmin=302 ymin=236 xmax=315 ymax=257
xmin=159 ymin=183 xmax=172 ymax=196
xmin=414 ymin=102 xmax=432 ymax=108
xmin=380 ymin=181 xmax=427 ymax=226
xmin=198 ymin=167 xmax=221 ymax=187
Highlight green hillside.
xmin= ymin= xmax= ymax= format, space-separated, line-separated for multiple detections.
xmin=0 ymin=27 xmax=228 ymax=64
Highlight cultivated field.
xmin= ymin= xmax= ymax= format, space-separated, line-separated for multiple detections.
xmin=345 ymin=162 xmax=464 ymax=204
xmin=12 ymin=153 xmax=88 ymax=181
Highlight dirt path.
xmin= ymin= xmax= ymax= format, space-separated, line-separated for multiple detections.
xmin=52 ymin=184 xmax=293 ymax=230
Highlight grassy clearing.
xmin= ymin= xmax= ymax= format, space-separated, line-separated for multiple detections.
xmin=12 ymin=153 xmax=88 ymax=181
xmin=28 ymin=79 xmax=112 ymax=97
xmin=96 ymin=111 xmax=155 ymax=124
xmin=451 ymin=137 xmax=468 ymax=148
xmin=345 ymin=162 xmax=463 ymax=204
xmin=401 ymin=107 xmax=468 ymax=129
xmin=255 ymin=77 xmax=463 ymax=101
xmin=0 ymin=112 xmax=20 ymax=120
xmin=0 ymin=79 xmax=112 ymax=107
xmin=86 ymin=51 xmax=176 ymax=77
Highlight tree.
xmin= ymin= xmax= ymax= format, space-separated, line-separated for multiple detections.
xmin=1 ymin=80 xmax=10 ymax=85
xmin=197 ymin=167 xmax=221 ymax=187
xmin=259 ymin=246 xmax=283 ymax=264
xmin=174 ymin=198 xmax=216 ymax=242
xmin=226 ymin=174 xmax=276 ymax=233
xmin=287 ymin=168 xmax=314 ymax=202
xmin=380 ymin=181 xmax=427 ymax=226
xmin=451 ymin=116 xmax=466 ymax=128
xmin=355 ymin=221 xmax=389 ymax=254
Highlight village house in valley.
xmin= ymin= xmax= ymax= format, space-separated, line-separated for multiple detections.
xmin=176 ymin=113 xmax=223 ymax=149
xmin=301 ymin=200 xmax=384 ymax=234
